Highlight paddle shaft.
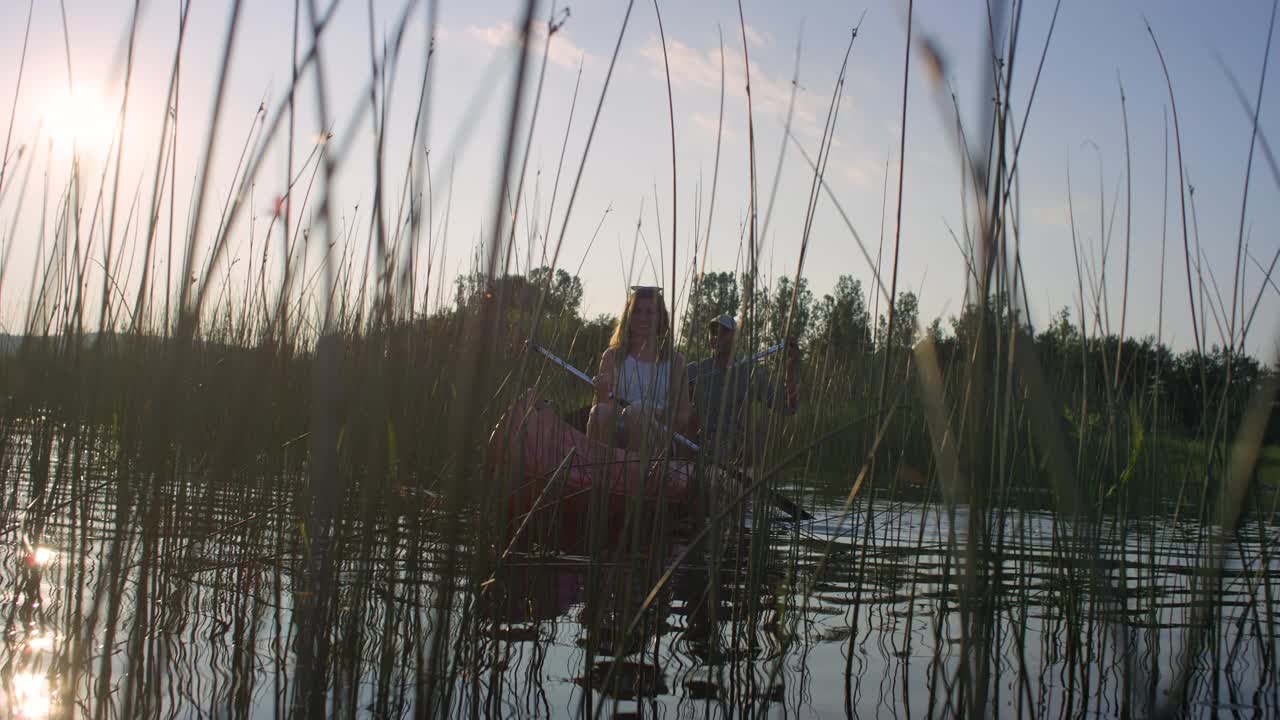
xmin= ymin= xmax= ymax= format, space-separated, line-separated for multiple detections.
xmin=744 ymin=342 xmax=786 ymax=366
xmin=533 ymin=343 xmax=698 ymax=452
xmin=535 ymin=341 xmax=783 ymax=384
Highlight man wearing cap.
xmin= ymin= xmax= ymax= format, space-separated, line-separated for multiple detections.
xmin=686 ymin=314 xmax=800 ymax=467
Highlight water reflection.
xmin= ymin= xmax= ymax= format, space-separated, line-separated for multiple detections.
xmin=0 ymin=447 xmax=1274 ymax=717
xmin=23 ymin=547 xmax=56 ymax=568
xmin=9 ymin=672 xmax=52 ymax=718
xmin=22 ymin=633 xmax=55 ymax=654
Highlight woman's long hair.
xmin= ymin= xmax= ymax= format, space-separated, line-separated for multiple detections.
xmin=607 ymin=287 xmax=671 ymax=359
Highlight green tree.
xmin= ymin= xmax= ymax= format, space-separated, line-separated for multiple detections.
xmin=767 ymin=276 xmax=814 ymax=346
xmin=453 ymin=270 xmax=489 ymax=310
xmin=926 ymin=317 xmax=945 ymax=346
xmin=527 ymin=266 xmax=584 ymax=317
xmin=888 ymin=291 xmax=919 ymax=351
xmin=453 ymin=267 xmax=584 ymax=320
xmin=813 ymin=275 xmax=872 ymax=356
xmin=681 ymin=271 xmax=739 ymax=354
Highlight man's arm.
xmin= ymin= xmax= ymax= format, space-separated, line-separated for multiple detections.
xmin=757 ymin=375 xmax=798 ymax=415
xmin=757 ymin=338 xmax=800 ymax=415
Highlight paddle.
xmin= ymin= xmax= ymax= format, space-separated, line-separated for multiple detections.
xmin=532 ymin=343 xmax=814 ymax=521
xmin=740 ymin=341 xmax=788 ymax=366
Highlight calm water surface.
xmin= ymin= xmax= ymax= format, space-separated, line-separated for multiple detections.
xmin=0 ymin=438 xmax=1276 ymax=717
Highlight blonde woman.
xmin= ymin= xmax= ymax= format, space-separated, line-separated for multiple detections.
xmin=586 ymin=286 xmax=694 ymax=450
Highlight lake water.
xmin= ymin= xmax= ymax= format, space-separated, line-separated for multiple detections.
xmin=0 ymin=441 xmax=1276 ymax=717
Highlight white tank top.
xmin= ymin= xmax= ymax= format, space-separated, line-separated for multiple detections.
xmin=614 ymin=355 xmax=671 ymax=413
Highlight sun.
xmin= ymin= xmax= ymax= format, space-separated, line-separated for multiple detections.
xmin=40 ymin=89 xmax=117 ymax=155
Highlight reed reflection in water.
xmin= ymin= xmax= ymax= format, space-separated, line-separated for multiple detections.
xmin=0 ymin=430 xmax=1276 ymax=716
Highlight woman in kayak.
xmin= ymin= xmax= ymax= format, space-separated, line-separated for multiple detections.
xmin=586 ymin=285 xmax=694 ymax=451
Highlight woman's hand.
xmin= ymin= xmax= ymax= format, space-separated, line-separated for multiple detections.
xmin=592 ymin=372 xmax=614 ymax=403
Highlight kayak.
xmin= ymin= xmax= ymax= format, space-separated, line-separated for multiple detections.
xmin=486 ymin=389 xmax=698 ymax=545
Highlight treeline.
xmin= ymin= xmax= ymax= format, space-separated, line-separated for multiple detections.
xmin=446 ymin=267 xmax=1271 ymax=440
xmin=3 ymin=264 xmax=1268 ymax=506
xmin=446 ymin=268 xmax=920 ymax=360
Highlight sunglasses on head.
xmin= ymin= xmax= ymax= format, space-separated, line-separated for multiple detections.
xmin=629 ymin=285 xmax=663 ymax=297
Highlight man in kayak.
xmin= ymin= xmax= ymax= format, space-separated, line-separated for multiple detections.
xmin=687 ymin=314 xmax=800 ymax=468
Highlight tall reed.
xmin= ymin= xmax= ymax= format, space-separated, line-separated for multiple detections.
xmin=0 ymin=0 xmax=1275 ymax=717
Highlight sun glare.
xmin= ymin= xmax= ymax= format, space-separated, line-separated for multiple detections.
xmin=10 ymin=672 xmax=52 ymax=718
xmin=40 ymin=90 xmax=116 ymax=155
xmin=29 ymin=547 xmax=57 ymax=566
xmin=25 ymin=633 xmax=56 ymax=653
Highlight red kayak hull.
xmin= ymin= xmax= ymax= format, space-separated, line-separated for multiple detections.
xmin=486 ymin=390 xmax=696 ymax=546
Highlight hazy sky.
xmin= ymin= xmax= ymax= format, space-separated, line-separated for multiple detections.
xmin=0 ymin=0 xmax=1277 ymax=357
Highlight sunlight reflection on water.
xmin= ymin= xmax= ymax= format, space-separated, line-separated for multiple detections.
xmin=24 ymin=545 xmax=57 ymax=568
xmin=10 ymin=672 xmax=52 ymax=719
xmin=24 ymin=633 xmax=55 ymax=654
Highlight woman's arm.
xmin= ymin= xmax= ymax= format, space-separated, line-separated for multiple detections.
xmin=593 ymin=348 xmax=617 ymax=405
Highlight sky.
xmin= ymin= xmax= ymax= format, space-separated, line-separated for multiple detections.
xmin=0 ymin=0 xmax=1277 ymax=358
